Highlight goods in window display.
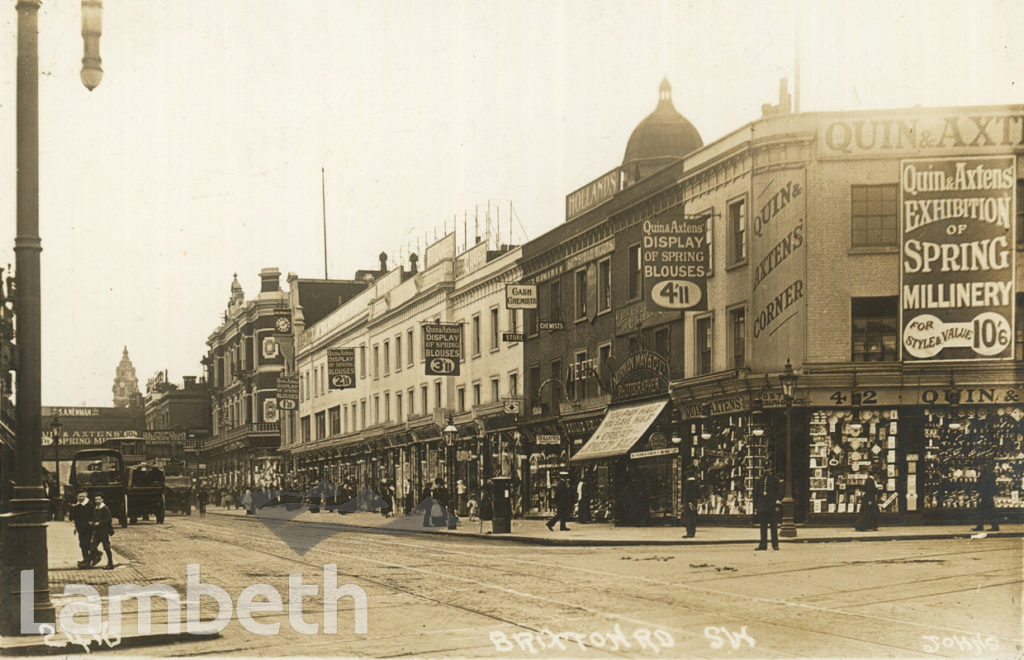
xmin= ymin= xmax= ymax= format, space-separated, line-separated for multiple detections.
xmin=806 ymin=409 xmax=899 ymax=515
xmin=921 ymin=408 xmax=1024 ymax=509
xmin=690 ymin=415 xmax=766 ymax=515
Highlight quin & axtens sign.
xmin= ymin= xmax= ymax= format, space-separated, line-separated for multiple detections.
xmin=423 ymin=322 xmax=463 ymax=376
xmin=900 ymin=156 xmax=1016 ymax=361
xmin=328 ymin=348 xmax=356 ymax=389
xmin=642 ymin=210 xmax=709 ymax=312
xmin=819 ymin=111 xmax=1024 ymax=158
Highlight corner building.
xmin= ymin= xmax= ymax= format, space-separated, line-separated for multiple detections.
xmin=525 ymin=82 xmax=1024 ymax=525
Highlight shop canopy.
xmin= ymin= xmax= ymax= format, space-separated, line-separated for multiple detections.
xmin=569 ymin=399 xmax=668 ymax=462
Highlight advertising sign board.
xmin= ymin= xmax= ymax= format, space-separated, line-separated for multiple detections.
xmin=423 ymin=323 xmax=462 ymax=376
xmin=276 ymin=374 xmax=299 ymax=410
xmin=328 ymin=348 xmax=356 ymax=389
xmin=900 ymin=156 xmax=1016 ymax=361
xmin=642 ymin=209 xmax=709 ymax=311
xmin=505 ymin=284 xmax=538 ymax=309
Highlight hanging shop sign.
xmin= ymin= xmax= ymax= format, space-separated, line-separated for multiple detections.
xmin=539 ymin=321 xmax=563 ymax=331
xmin=502 ymin=332 xmax=525 ymax=342
xmin=749 ymin=168 xmax=807 ymax=371
xmin=900 ymin=155 xmax=1016 ymax=362
xmin=328 ymin=348 xmax=356 ymax=389
xmin=505 ymin=284 xmax=538 ymax=310
xmin=642 ymin=209 xmax=709 ymax=312
xmin=423 ymin=322 xmax=463 ymax=376
xmin=534 ymin=434 xmax=562 ymax=445
xmin=276 ymin=374 xmax=299 ymax=410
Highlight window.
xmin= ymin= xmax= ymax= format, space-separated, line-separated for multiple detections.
xmin=315 ymin=412 xmax=326 ymax=440
xmin=490 ymin=377 xmax=499 ymax=401
xmin=374 ymin=395 xmax=380 ymax=424
xmin=360 ymin=400 xmax=366 ymax=428
xmin=457 ymin=386 xmax=466 ymax=412
xmin=373 ymin=345 xmax=379 ymax=379
xmin=301 ymin=416 xmax=310 ymax=443
xmin=434 ymin=381 xmax=442 ymax=410
xmin=549 ymin=359 xmax=562 ymax=409
xmin=628 ymin=244 xmax=642 ymax=300
xmin=299 ymin=373 xmax=305 ymax=401
xmin=472 ymin=383 xmax=481 ymax=406
xmin=343 ymin=406 xmax=348 ymax=433
xmin=407 ymin=388 xmax=414 ymax=417
xmin=395 ymin=335 xmax=402 ymax=371
xmin=851 ymin=184 xmax=898 ymax=247
xmin=329 ymin=406 xmax=341 ymax=435
xmin=549 ymin=280 xmax=562 ymax=323
xmin=851 ymin=297 xmax=898 ymax=362
xmin=598 ymin=258 xmax=611 ymax=312
xmin=574 ymin=269 xmax=588 ymax=320
xmin=509 ymin=372 xmax=518 ymax=396
xmin=508 ymin=309 xmax=518 ymax=335
xmin=360 ymin=345 xmax=366 ymax=379
xmin=528 ymin=365 xmax=541 ymax=410
xmin=728 ymin=198 xmax=747 ymax=265
xmin=407 ymin=329 xmax=415 ymax=366
xmin=490 ymin=307 xmax=500 ymax=350
xmin=472 ymin=314 xmax=481 ymax=356
xmin=384 ymin=392 xmax=391 ymax=421
xmin=320 ymin=366 xmax=326 ymax=396
xmin=525 ymin=308 xmax=538 ymax=336
xmin=654 ymin=327 xmax=669 ymax=359
xmin=383 ymin=341 xmax=390 ymax=375
xmin=395 ymin=393 xmax=402 ymax=422
xmin=598 ymin=343 xmax=612 ymax=393
xmin=729 ymin=307 xmax=746 ymax=369
xmin=696 ymin=316 xmax=712 ymax=375
xmin=421 ymin=385 xmax=428 ymax=416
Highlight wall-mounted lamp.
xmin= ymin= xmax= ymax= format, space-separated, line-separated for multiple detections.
xmin=670 ymin=433 xmax=682 ymax=445
xmin=751 ymin=427 xmax=764 ymax=437
xmin=700 ymin=429 xmax=712 ymax=441
xmin=947 ymin=420 xmax=962 ymax=431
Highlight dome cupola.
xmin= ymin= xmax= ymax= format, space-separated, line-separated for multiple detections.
xmin=622 ymin=78 xmax=702 ymax=182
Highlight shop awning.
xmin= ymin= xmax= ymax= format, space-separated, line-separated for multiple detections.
xmin=569 ymin=399 xmax=668 ymax=462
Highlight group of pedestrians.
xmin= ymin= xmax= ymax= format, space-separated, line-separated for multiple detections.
xmin=68 ymin=490 xmax=116 ymax=570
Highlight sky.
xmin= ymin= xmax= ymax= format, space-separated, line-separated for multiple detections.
xmin=0 ymin=0 xmax=1019 ymax=407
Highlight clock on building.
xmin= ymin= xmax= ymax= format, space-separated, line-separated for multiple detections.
xmin=274 ymin=315 xmax=291 ymax=334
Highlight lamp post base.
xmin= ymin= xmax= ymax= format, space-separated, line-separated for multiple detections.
xmin=779 ymin=496 xmax=797 ymax=538
xmin=0 ymin=488 xmax=55 ymax=635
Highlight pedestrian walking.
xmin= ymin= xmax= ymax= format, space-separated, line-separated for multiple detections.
xmin=755 ymin=471 xmax=780 ymax=551
xmin=243 ymin=488 xmax=254 ymax=515
xmin=467 ymin=493 xmax=479 ymax=521
xmin=403 ymin=478 xmax=415 ymax=514
xmin=576 ymin=472 xmax=592 ymax=524
xmin=456 ymin=479 xmax=468 ymax=517
xmin=854 ymin=476 xmax=879 ymax=531
xmin=973 ymin=462 xmax=1000 ymax=532
xmin=546 ymin=472 xmax=575 ymax=531
xmin=682 ymin=468 xmax=699 ymax=538
xmin=88 ymin=494 xmax=115 ymax=569
xmin=198 ymin=487 xmax=208 ymax=517
xmin=68 ymin=490 xmax=94 ymax=567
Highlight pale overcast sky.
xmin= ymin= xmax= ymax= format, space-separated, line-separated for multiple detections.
xmin=0 ymin=0 xmax=1019 ymax=406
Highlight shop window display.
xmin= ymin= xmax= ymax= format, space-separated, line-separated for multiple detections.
xmin=806 ymin=409 xmax=900 ymax=515
xmin=528 ymin=447 xmax=564 ymax=515
xmin=922 ymin=408 xmax=1024 ymax=510
xmin=690 ymin=415 xmax=767 ymax=515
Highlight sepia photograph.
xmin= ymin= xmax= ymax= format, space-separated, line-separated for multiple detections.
xmin=0 ymin=0 xmax=1021 ymax=657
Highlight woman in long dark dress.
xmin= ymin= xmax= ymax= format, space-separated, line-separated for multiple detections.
xmin=854 ymin=476 xmax=880 ymax=531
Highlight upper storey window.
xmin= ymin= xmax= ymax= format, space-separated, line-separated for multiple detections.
xmin=851 ymin=184 xmax=898 ymax=248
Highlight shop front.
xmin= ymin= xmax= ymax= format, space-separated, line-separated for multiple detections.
xmin=526 ymin=426 xmax=566 ymax=516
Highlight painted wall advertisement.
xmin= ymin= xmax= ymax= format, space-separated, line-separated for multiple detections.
xmin=900 ymin=155 xmax=1017 ymax=361
xmin=750 ymin=168 xmax=807 ymax=371
xmin=423 ymin=322 xmax=463 ymax=376
xmin=642 ymin=208 xmax=709 ymax=312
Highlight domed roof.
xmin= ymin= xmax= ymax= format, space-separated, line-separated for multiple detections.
xmin=622 ymin=78 xmax=702 ymax=170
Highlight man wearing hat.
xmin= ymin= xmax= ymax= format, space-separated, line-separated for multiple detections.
xmin=546 ymin=471 xmax=575 ymax=531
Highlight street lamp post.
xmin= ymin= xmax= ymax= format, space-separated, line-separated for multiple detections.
xmin=441 ymin=415 xmax=458 ymax=528
xmin=778 ymin=359 xmax=799 ymax=538
xmin=0 ymin=0 xmax=103 ymax=635
xmin=49 ymin=415 xmax=62 ymax=520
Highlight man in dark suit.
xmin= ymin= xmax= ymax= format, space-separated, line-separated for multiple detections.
xmin=68 ymin=489 xmax=95 ymax=567
xmin=88 ymin=494 xmax=115 ymax=569
xmin=546 ymin=472 xmax=575 ymax=531
xmin=973 ymin=462 xmax=1000 ymax=532
xmin=755 ymin=471 xmax=780 ymax=551
xmin=682 ymin=468 xmax=699 ymax=538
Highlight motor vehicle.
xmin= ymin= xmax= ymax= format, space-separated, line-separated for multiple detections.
xmin=66 ymin=449 xmax=128 ymax=528
xmin=164 ymin=475 xmax=192 ymax=515
xmin=126 ymin=463 xmax=165 ymax=524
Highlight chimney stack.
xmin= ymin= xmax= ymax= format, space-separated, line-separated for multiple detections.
xmin=259 ymin=267 xmax=281 ymax=293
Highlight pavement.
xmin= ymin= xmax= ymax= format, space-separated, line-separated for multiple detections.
xmin=205 ymin=503 xmax=1024 ymax=546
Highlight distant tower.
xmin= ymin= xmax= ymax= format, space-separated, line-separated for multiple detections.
xmin=112 ymin=346 xmax=142 ymax=409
